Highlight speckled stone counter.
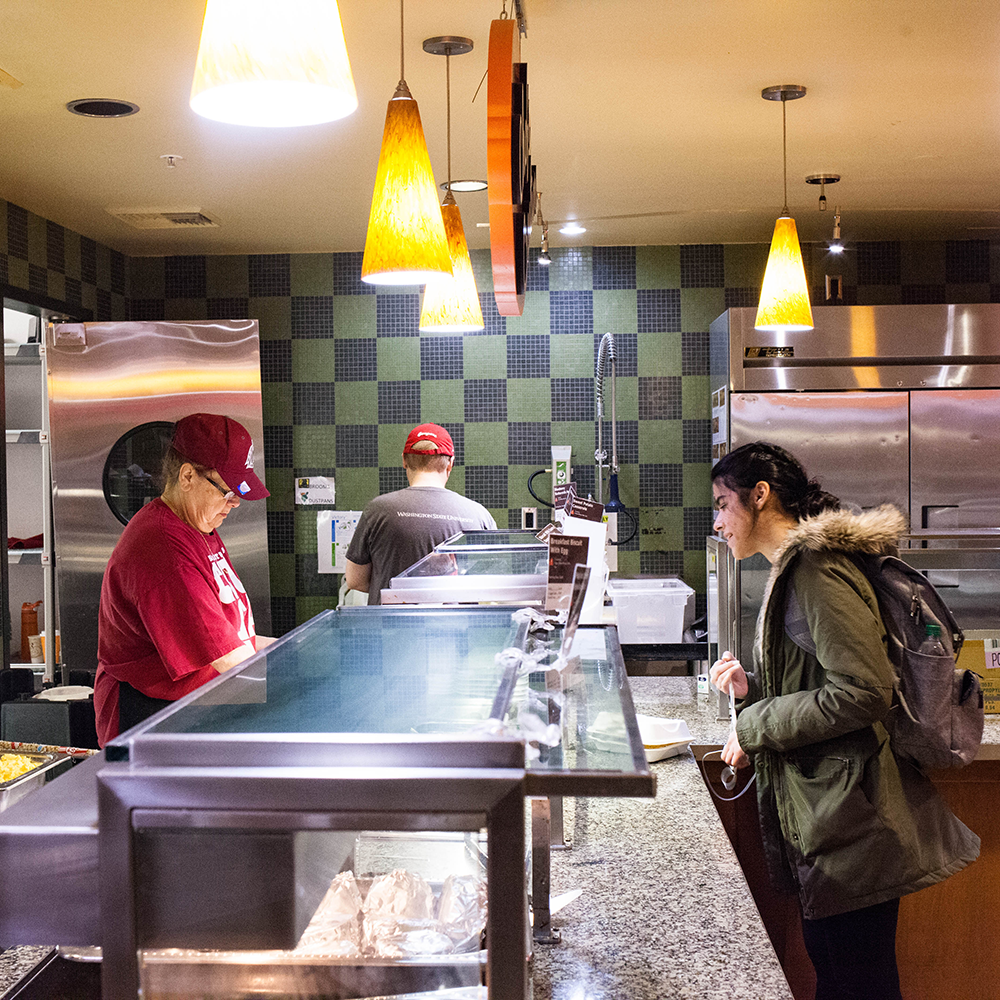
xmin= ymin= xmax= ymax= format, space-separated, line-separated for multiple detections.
xmin=0 ymin=947 xmax=52 ymax=996
xmin=532 ymin=676 xmax=794 ymax=1000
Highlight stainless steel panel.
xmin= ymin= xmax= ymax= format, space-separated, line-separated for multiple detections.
xmin=726 ymin=391 xmax=910 ymax=660
xmin=0 ymin=751 xmax=101 ymax=945
xmin=46 ymin=320 xmax=271 ymax=672
xmin=721 ymin=304 xmax=1000 ymax=391
xmin=97 ymin=765 xmax=527 ymax=1000
xmin=911 ymin=390 xmax=1000 ymax=530
xmin=742 ymin=362 xmax=1000 ymax=391
xmin=909 ymin=390 xmax=1000 ymax=628
xmin=729 ymin=392 xmax=910 ymax=512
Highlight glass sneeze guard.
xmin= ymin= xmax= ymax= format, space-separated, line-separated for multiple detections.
xmin=108 ymin=607 xmax=651 ymax=795
xmin=381 ymin=530 xmax=549 ymax=605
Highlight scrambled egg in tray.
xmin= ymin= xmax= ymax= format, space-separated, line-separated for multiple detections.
xmin=0 ymin=753 xmax=39 ymax=783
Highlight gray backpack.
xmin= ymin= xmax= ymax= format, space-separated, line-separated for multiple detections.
xmin=784 ymin=552 xmax=984 ymax=770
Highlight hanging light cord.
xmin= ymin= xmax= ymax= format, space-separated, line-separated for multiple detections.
xmin=399 ymin=0 xmax=405 ymax=82
xmin=781 ymin=95 xmax=789 ymax=216
xmin=446 ymin=49 xmax=452 ymax=186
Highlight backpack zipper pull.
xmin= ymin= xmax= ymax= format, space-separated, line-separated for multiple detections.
xmin=909 ymin=591 xmax=921 ymax=622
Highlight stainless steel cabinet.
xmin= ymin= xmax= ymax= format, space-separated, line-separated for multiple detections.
xmin=709 ymin=305 xmax=1000 ymax=661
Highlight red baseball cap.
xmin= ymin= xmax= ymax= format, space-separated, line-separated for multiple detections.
xmin=172 ymin=413 xmax=270 ymax=501
xmin=403 ymin=423 xmax=455 ymax=457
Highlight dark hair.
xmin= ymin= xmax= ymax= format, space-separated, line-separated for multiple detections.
xmin=160 ymin=446 xmax=210 ymax=490
xmin=711 ymin=441 xmax=840 ymax=520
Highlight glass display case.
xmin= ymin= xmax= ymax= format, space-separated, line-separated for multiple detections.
xmin=380 ymin=531 xmax=548 ymax=606
xmin=0 ymin=606 xmax=652 ymax=1000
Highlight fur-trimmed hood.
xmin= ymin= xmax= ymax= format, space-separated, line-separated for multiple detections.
xmin=772 ymin=503 xmax=907 ymax=570
xmin=756 ymin=504 xmax=907 ymax=668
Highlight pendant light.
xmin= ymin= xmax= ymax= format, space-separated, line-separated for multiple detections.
xmin=755 ymin=85 xmax=813 ymax=333
xmin=419 ymin=36 xmax=484 ymax=333
xmin=361 ymin=1 xmax=452 ymax=286
xmin=190 ymin=0 xmax=357 ymax=127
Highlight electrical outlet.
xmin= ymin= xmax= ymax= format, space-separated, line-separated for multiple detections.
xmin=521 ymin=506 xmax=537 ymax=530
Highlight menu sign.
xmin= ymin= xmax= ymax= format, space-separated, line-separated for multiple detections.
xmin=546 ymin=533 xmax=589 ymax=612
xmin=553 ymin=482 xmax=577 ymax=515
xmin=569 ymin=496 xmax=605 ymax=523
xmin=535 ymin=522 xmax=560 ymax=542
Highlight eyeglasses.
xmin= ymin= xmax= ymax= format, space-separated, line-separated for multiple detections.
xmin=200 ymin=472 xmax=236 ymax=503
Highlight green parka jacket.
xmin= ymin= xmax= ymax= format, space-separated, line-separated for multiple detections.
xmin=735 ymin=504 xmax=980 ymax=920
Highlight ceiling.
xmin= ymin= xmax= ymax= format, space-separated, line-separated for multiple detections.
xmin=2 ymin=0 xmax=1000 ymax=259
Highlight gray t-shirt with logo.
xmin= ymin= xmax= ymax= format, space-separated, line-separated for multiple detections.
xmin=346 ymin=486 xmax=496 ymax=604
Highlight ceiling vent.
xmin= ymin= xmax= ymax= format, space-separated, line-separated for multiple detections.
xmin=109 ymin=210 xmax=218 ymax=230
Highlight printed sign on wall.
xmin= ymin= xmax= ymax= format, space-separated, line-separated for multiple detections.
xmin=316 ymin=511 xmax=362 ymax=574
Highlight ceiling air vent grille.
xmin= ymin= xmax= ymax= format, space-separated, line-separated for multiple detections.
xmin=109 ymin=210 xmax=218 ymax=230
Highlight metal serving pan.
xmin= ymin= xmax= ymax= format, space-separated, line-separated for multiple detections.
xmin=0 ymin=749 xmax=70 ymax=813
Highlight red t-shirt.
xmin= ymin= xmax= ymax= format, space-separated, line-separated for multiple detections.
xmin=94 ymin=498 xmax=257 ymax=746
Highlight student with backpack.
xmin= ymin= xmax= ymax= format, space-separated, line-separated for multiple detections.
xmin=708 ymin=441 xmax=980 ymax=1000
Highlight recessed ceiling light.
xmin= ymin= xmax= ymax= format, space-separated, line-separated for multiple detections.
xmin=442 ymin=179 xmax=488 ymax=192
xmin=559 ymin=222 xmax=586 ymax=236
xmin=67 ymin=98 xmax=140 ymax=118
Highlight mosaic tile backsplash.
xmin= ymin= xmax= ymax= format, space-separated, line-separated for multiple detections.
xmin=5 ymin=197 xmax=1000 ymax=635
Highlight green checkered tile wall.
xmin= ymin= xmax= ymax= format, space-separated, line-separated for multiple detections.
xmin=8 ymin=197 xmax=1000 ymax=634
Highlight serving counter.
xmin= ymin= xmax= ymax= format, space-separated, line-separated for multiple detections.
xmin=380 ymin=530 xmax=548 ymax=605
xmin=0 ymin=606 xmax=655 ymax=1000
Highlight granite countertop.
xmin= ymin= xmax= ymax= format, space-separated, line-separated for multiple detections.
xmin=532 ymin=676 xmax=794 ymax=1000
xmin=2 ymin=677 xmax=996 ymax=1000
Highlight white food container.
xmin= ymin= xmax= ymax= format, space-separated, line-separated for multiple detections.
xmin=635 ymin=715 xmax=693 ymax=761
xmin=607 ymin=577 xmax=694 ymax=643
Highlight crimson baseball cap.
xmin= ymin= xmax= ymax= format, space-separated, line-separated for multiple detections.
xmin=172 ymin=413 xmax=270 ymax=501
xmin=402 ymin=423 xmax=455 ymax=457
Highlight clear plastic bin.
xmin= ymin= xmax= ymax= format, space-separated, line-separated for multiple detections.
xmin=607 ymin=577 xmax=694 ymax=643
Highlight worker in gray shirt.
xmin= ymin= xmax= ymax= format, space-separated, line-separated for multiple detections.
xmin=345 ymin=423 xmax=497 ymax=604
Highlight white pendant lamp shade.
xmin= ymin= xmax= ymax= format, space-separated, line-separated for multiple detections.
xmin=755 ymin=215 xmax=814 ymax=332
xmin=362 ymin=86 xmax=453 ymax=285
xmin=190 ymin=0 xmax=358 ymax=127
xmin=420 ymin=198 xmax=485 ymax=332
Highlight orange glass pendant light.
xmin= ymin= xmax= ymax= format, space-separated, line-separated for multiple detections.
xmin=755 ymin=85 xmax=813 ymax=333
xmin=419 ymin=35 xmax=484 ymax=333
xmin=421 ymin=192 xmax=485 ymax=332
xmin=190 ymin=0 xmax=358 ymax=127
xmin=362 ymin=2 xmax=451 ymax=285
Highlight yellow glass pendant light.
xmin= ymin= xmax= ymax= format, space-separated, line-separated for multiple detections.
xmin=190 ymin=0 xmax=358 ymax=127
xmin=755 ymin=85 xmax=813 ymax=333
xmin=419 ymin=36 xmax=484 ymax=333
xmin=362 ymin=2 xmax=452 ymax=286
xmin=421 ymin=193 xmax=485 ymax=332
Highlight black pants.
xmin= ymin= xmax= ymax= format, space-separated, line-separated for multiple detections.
xmin=118 ymin=681 xmax=172 ymax=735
xmin=801 ymin=897 xmax=902 ymax=1000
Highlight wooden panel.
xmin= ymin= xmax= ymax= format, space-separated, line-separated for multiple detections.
xmin=897 ymin=760 xmax=1000 ymax=1000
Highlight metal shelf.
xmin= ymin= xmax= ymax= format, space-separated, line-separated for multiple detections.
xmin=4 ymin=322 xmax=56 ymax=684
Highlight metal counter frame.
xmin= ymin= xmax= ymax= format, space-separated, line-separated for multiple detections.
xmin=0 ymin=606 xmax=655 ymax=1000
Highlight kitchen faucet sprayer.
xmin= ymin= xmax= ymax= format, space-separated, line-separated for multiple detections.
xmin=596 ymin=332 xmax=636 ymax=544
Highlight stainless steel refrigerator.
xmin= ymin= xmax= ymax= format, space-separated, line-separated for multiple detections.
xmin=46 ymin=320 xmax=272 ymax=677
xmin=707 ymin=304 xmax=1000 ymax=665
